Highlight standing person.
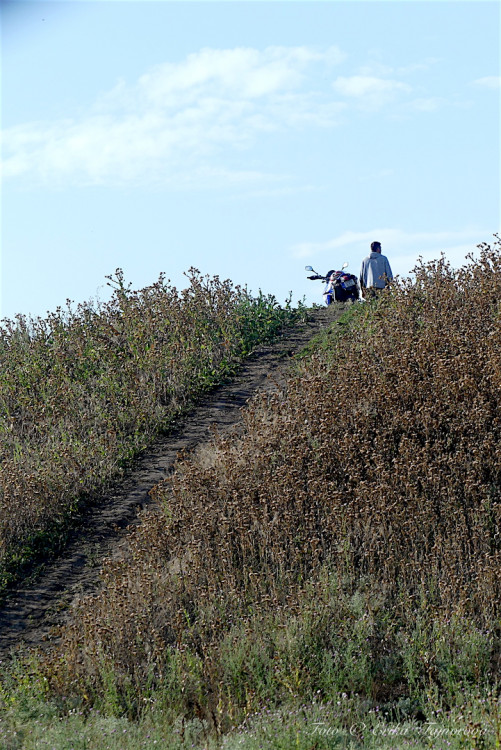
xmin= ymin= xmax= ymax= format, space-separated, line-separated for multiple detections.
xmin=359 ymin=241 xmax=393 ymax=298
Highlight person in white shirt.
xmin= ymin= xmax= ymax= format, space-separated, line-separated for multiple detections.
xmin=359 ymin=241 xmax=393 ymax=298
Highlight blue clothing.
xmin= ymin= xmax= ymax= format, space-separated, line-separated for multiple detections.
xmin=359 ymin=252 xmax=393 ymax=290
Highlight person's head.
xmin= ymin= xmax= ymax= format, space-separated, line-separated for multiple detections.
xmin=371 ymin=241 xmax=381 ymax=253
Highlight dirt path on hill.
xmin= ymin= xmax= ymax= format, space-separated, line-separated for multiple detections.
xmin=0 ymin=305 xmax=346 ymax=658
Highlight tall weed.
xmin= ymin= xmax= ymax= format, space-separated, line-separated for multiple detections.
xmin=0 ymin=269 xmax=303 ymax=589
xmin=4 ymin=240 xmax=501 ymax=745
xmin=37 ymin=239 xmax=501 ymax=733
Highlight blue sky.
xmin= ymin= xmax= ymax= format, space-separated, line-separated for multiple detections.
xmin=1 ymin=0 xmax=500 ymax=320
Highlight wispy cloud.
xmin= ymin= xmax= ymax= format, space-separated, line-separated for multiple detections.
xmin=406 ymin=97 xmax=447 ymax=112
xmin=338 ymin=56 xmax=444 ymax=112
xmin=332 ymin=75 xmax=411 ymax=108
xmin=134 ymin=46 xmax=345 ymax=103
xmin=472 ymin=76 xmax=501 ymax=89
xmin=2 ymin=45 xmax=347 ymax=189
xmin=291 ymin=228 xmax=494 ymax=277
xmin=357 ymin=57 xmax=440 ymax=78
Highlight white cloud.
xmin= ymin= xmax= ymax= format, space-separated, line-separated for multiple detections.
xmin=2 ymin=45 xmax=347 ymax=189
xmin=332 ymin=56 xmax=441 ymax=112
xmin=472 ymin=76 xmax=501 ymax=89
xmin=357 ymin=60 xmax=438 ymax=78
xmin=406 ymin=97 xmax=446 ymax=112
xmin=357 ymin=63 xmax=395 ymax=78
xmin=332 ymin=75 xmax=411 ymax=109
xmin=396 ymin=59 xmax=441 ymax=75
xmin=137 ymin=46 xmax=345 ymax=103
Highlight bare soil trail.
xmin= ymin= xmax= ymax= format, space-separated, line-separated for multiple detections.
xmin=0 ymin=305 xmax=345 ymax=658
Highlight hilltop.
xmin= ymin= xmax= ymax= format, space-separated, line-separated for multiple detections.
xmin=0 ymin=242 xmax=500 ymax=749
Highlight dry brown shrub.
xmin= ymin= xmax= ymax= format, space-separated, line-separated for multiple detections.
xmin=43 ymin=239 xmax=501 ymax=711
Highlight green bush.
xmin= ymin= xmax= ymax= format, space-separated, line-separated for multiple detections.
xmin=0 ymin=269 xmax=303 ymax=591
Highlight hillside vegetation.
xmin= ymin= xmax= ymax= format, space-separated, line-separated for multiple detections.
xmin=0 ymin=270 xmax=303 ymax=592
xmin=1 ymin=241 xmax=501 ymax=749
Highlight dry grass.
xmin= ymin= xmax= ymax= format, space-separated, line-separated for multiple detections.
xmin=30 ymin=239 xmax=501 ymax=731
